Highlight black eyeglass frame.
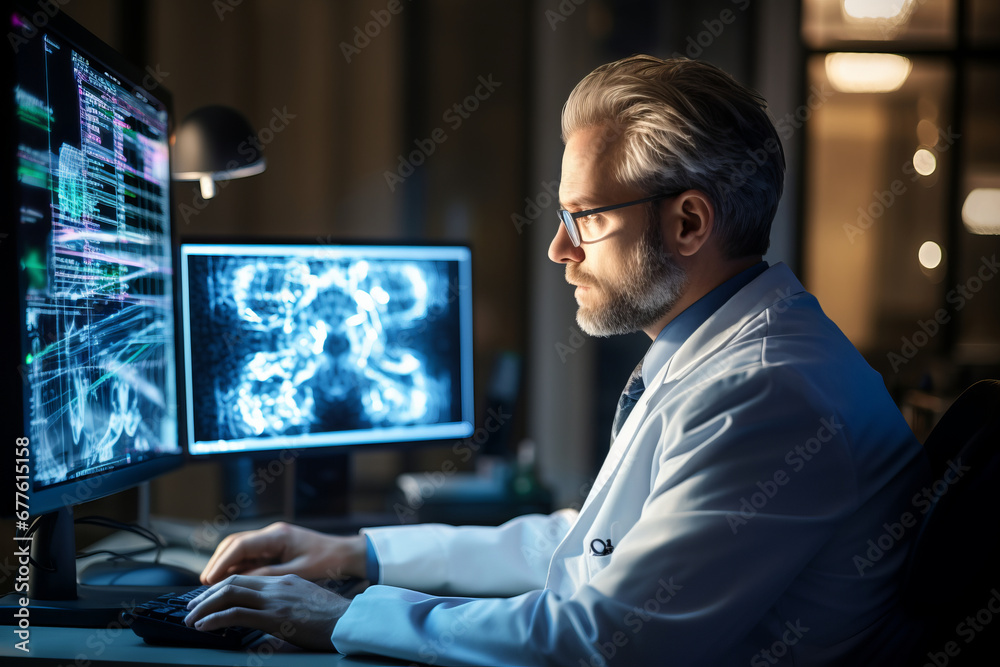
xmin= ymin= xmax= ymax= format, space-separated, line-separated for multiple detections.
xmin=557 ymin=190 xmax=686 ymax=247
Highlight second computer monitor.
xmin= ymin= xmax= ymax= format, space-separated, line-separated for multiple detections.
xmin=179 ymin=242 xmax=474 ymax=456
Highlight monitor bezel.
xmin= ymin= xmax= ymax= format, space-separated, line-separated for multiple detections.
xmin=178 ymin=237 xmax=476 ymax=460
xmin=1 ymin=1 xmax=184 ymax=518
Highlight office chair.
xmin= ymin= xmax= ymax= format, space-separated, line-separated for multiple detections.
xmin=901 ymin=379 xmax=1000 ymax=665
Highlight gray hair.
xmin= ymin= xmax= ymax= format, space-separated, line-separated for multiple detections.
xmin=561 ymin=55 xmax=785 ymax=258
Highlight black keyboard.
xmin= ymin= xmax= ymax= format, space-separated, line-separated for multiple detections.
xmin=123 ymin=577 xmax=366 ymax=650
xmin=123 ymin=585 xmax=264 ymax=650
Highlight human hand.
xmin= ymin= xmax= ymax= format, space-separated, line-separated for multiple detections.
xmin=184 ymin=574 xmax=350 ymax=651
xmin=200 ymin=521 xmax=367 ymax=585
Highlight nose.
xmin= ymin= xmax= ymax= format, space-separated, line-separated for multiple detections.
xmin=548 ymin=221 xmax=584 ymax=264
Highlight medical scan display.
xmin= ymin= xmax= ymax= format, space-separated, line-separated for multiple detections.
xmin=180 ymin=244 xmax=473 ymax=455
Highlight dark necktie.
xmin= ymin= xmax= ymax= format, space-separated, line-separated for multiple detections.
xmin=611 ymin=359 xmax=645 ymax=443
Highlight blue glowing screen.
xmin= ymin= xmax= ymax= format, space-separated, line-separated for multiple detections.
xmin=11 ymin=9 xmax=179 ymax=492
xmin=180 ymin=244 xmax=474 ymax=455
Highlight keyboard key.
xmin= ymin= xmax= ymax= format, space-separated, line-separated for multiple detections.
xmin=123 ymin=586 xmax=263 ymax=650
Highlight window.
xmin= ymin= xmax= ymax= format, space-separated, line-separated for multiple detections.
xmin=800 ymin=0 xmax=1000 ymax=388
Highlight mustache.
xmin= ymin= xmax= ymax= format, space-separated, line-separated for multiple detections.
xmin=565 ymin=266 xmax=597 ymax=287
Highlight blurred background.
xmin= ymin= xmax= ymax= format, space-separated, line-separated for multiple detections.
xmin=48 ymin=0 xmax=1000 ymax=523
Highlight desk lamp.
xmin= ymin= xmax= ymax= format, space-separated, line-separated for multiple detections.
xmin=171 ymin=105 xmax=266 ymax=199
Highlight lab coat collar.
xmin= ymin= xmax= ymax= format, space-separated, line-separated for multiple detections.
xmin=579 ymin=262 xmax=806 ymax=515
xmin=660 ymin=262 xmax=805 ymax=386
xmin=553 ymin=263 xmax=813 ymax=592
xmin=641 ymin=262 xmax=769 ymax=388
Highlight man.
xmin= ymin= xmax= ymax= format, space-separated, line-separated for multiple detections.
xmin=185 ymin=56 xmax=929 ymax=665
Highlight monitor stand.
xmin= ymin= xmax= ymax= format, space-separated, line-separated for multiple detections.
xmin=291 ymin=454 xmax=350 ymax=518
xmin=0 ymin=507 xmax=197 ymax=628
xmin=218 ymin=453 xmax=352 ymax=523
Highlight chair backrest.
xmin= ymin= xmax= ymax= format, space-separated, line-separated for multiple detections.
xmin=901 ymin=379 xmax=1000 ymax=623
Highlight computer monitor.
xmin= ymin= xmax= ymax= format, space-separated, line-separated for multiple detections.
xmin=179 ymin=242 xmax=475 ymax=461
xmin=1 ymin=2 xmax=182 ymax=624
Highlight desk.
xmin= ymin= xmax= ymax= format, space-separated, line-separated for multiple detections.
xmin=2 ymin=526 xmax=413 ymax=665
xmin=0 ymin=626 xmax=411 ymax=666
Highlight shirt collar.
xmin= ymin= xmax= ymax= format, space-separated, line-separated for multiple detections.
xmin=641 ymin=261 xmax=769 ymax=387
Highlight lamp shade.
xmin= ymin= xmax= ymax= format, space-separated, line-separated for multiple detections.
xmin=172 ymin=105 xmax=266 ymax=199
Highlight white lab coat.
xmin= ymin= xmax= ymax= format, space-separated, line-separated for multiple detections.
xmin=333 ymin=263 xmax=930 ymax=666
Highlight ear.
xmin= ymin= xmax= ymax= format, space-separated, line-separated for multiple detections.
xmin=661 ymin=190 xmax=714 ymax=258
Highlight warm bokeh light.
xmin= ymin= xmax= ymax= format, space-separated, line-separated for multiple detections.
xmin=916 ymin=119 xmax=939 ymax=146
xmin=825 ymin=53 xmax=913 ymax=93
xmin=962 ymin=188 xmax=1000 ymax=234
xmin=912 ymin=148 xmax=937 ymax=176
xmin=918 ymin=241 xmax=943 ymax=269
xmin=843 ymin=0 xmax=913 ymax=20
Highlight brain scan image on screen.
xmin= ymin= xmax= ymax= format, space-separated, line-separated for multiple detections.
xmin=185 ymin=250 xmax=465 ymax=449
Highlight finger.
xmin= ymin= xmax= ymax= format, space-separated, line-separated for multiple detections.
xmin=188 ymin=605 xmax=274 ymax=634
xmin=184 ymin=582 xmax=264 ymax=627
xmin=201 ymin=530 xmax=286 ymax=583
xmin=201 ymin=535 xmax=272 ymax=584
xmin=187 ymin=579 xmax=227 ymax=610
xmin=201 ymin=532 xmax=285 ymax=584
xmin=202 ymin=556 xmax=274 ymax=585
xmin=200 ymin=536 xmax=243 ymax=584
xmin=187 ymin=574 xmax=265 ymax=610
xmin=201 ymin=532 xmax=242 ymax=582
xmin=242 ymin=555 xmax=312 ymax=578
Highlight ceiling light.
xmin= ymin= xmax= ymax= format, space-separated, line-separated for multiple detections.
xmin=912 ymin=149 xmax=936 ymax=176
xmin=843 ymin=0 xmax=914 ymax=20
xmin=962 ymin=189 xmax=1000 ymax=234
xmin=825 ymin=53 xmax=912 ymax=93
xmin=918 ymin=241 xmax=942 ymax=270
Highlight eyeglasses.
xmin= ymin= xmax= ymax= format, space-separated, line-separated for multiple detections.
xmin=557 ymin=191 xmax=686 ymax=247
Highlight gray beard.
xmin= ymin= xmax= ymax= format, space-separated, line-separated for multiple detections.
xmin=574 ymin=218 xmax=688 ymax=337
